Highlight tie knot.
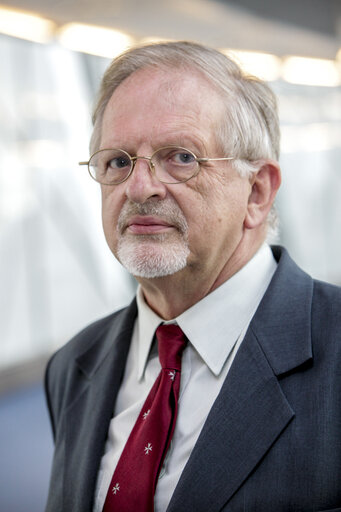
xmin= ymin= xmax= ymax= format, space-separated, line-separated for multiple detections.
xmin=156 ymin=324 xmax=187 ymax=371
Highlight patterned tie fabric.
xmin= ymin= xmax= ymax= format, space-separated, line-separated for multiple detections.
xmin=103 ymin=324 xmax=187 ymax=512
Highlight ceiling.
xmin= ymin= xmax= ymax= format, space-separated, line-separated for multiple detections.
xmin=1 ymin=0 xmax=341 ymax=59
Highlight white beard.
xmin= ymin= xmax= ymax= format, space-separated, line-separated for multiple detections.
xmin=116 ymin=199 xmax=190 ymax=278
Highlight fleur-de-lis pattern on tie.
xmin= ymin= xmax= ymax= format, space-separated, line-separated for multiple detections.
xmin=103 ymin=324 xmax=187 ymax=512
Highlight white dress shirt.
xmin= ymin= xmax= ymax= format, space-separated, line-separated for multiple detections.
xmin=93 ymin=244 xmax=277 ymax=512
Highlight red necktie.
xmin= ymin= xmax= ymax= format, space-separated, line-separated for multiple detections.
xmin=103 ymin=324 xmax=187 ymax=512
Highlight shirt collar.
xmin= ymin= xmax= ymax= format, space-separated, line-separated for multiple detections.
xmin=136 ymin=287 xmax=163 ymax=380
xmin=136 ymin=243 xmax=276 ymax=379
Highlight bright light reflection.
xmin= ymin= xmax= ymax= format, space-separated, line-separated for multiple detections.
xmin=0 ymin=6 xmax=55 ymax=43
xmin=221 ymin=49 xmax=281 ymax=81
xmin=58 ymin=23 xmax=134 ymax=58
xmin=282 ymin=56 xmax=340 ymax=87
xmin=140 ymin=37 xmax=174 ymax=45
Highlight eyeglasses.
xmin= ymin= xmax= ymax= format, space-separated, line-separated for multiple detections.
xmin=79 ymin=146 xmax=235 ymax=185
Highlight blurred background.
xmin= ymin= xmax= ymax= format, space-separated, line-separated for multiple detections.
xmin=0 ymin=0 xmax=340 ymax=510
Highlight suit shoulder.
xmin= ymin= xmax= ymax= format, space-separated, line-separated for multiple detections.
xmin=52 ymin=308 xmax=125 ymax=363
xmin=312 ymin=278 xmax=341 ymax=314
xmin=44 ymin=304 xmax=135 ymax=436
xmin=311 ymin=278 xmax=341 ymax=357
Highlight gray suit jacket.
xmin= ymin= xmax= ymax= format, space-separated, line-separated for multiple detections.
xmin=45 ymin=247 xmax=341 ymax=511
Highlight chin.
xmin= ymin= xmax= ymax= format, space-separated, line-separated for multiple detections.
xmin=117 ymin=240 xmax=190 ymax=279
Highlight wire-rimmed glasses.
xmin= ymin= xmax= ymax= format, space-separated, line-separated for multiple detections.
xmin=79 ymin=146 xmax=235 ymax=185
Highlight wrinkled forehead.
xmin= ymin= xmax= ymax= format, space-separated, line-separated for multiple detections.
xmin=105 ymin=65 xmax=223 ymax=119
xmin=100 ymin=66 xmax=225 ymax=153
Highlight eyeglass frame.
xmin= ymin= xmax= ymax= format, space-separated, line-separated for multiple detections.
xmin=79 ymin=145 xmax=235 ymax=185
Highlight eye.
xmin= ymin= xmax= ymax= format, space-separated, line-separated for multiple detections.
xmin=171 ymin=150 xmax=196 ymax=165
xmin=107 ymin=155 xmax=131 ymax=169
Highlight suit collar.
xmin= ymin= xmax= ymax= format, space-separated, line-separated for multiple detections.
xmin=251 ymin=245 xmax=313 ymax=375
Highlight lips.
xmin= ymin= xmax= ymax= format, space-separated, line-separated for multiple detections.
xmin=125 ymin=215 xmax=175 ymax=235
xmin=117 ymin=199 xmax=189 ymax=238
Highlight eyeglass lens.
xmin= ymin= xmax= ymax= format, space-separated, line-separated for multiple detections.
xmin=88 ymin=147 xmax=199 ymax=185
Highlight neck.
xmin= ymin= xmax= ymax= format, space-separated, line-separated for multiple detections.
xmin=136 ymin=232 xmax=266 ymax=320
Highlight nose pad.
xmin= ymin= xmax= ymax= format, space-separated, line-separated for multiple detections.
xmin=132 ymin=156 xmax=155 ymax=179
xmin=124 ymin=155 xmax=167 ymax=203
xmin=144 ymin=157 xmax=155 ymax=177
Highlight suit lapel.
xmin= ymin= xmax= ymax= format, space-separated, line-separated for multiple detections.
xmin=168 ymin=247 xmax=314 ymax=512
xmin=62 ymin=300 xmax=137 ymax=511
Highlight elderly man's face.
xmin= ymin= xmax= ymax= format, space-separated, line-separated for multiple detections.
xmin=100 ymin=67 xmax=253 ymax=284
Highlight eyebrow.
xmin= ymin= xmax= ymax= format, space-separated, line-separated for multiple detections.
xmin=99 ymin=134 xmax=209 ymax=156
xmin=154 ymin=136 xmax=209 ymax=155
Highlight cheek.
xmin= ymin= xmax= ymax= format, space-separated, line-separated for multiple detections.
xmin=175 ymin=184 xmax=207 ymax=234
xmin=101 ymin=186 xmax=125 ymax=218
xmin=187 ymin=172 xmax=250 ymax=235
xmin=100 ymin=189 xmax=123 ymax=245
xmin=214 ymin=172 xmax=251 ymax=214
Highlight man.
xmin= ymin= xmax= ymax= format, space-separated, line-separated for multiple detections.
xmin=45 ymin=41 xmax=341 ymax=511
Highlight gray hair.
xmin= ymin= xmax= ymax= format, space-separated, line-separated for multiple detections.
xmin=90 ymin=41 xmax=280 ymax=236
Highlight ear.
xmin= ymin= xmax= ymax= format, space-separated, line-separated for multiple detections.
xmin=244 ymin=160 xmax=281 ymax=230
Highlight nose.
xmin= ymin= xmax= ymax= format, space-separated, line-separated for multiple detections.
xmin=124 ymin=156 xmax=167 ymax=204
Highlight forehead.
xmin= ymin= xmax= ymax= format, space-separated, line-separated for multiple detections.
xmin=100 ymin=67 xmax=223 ymax=149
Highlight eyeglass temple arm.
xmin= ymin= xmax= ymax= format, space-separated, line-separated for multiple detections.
xmin=79 ymin=161 xmax=89 ymax=166
xmin=196 ymin=157 xmax=235 ymax=163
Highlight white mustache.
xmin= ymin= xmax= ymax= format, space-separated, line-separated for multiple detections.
xmin=117 ymin=199 xmax=188 ymax=235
